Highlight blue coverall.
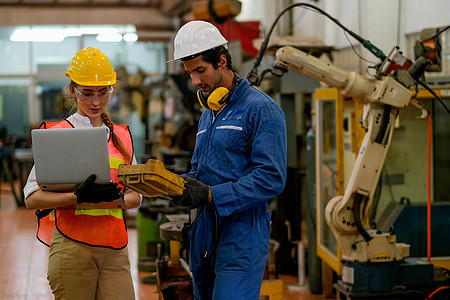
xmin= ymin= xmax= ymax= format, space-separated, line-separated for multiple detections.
xmin=186 ymin=78 xmax=287 ymax=300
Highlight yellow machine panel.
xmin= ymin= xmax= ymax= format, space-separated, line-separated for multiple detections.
xmin=314 ymin=88 xmax=365 ymax=274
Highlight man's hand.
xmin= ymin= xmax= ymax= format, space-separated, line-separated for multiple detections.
xmin=171 ymin=177 xmax=211 ymax=209
xmin=74 ymin=174 xmax=123 ymax=204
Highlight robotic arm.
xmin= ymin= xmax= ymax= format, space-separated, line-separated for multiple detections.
xmin=274 ymin=46 xmax=413 ymax=107
xmin=274 ymin=46 xmax=429 ymax=262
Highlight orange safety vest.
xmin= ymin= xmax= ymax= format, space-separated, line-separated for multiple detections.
xmin=35 ymin=119 xmax=134 ymax=249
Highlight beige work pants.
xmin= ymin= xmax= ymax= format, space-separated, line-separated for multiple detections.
xmin=47 ymin=228 xmax=135 ymax=300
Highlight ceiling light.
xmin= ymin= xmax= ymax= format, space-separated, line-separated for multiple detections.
xmin=63 ymin=26 xmax=120 ymax=38
xmin=96 ymin=33 xmax=123 ymax=42
xmin=10 ymin=29 xmax=65 ymax=42
xmin=77 ymin=27 xmax=119 ymax=35
xmin=10 ymin=26 xmax=134 ymax=42
xmin=123 ymin=33 xmax=138 ymax=42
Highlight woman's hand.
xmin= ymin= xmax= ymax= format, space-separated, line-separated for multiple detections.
xmin=74 ymin=174 xmax=123 ymax=204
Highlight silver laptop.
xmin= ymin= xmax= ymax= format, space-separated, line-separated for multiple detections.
xmin=31 ymin=127 xmax=111 ymax=191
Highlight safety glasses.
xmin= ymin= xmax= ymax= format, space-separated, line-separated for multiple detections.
xmin=73 ymin=86 xmax=114 ymax=102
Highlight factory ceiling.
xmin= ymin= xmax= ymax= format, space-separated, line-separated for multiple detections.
xmin=0 ymin=0 xmax=194 ymax=38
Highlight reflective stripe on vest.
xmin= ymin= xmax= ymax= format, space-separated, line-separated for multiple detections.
xmin=35 ymin=120 xmax=133 ymax=249
xmin=75 ymin=208 xmax=123 ymax=218
xmin=110 ymin=157 xmax=125 ymax=170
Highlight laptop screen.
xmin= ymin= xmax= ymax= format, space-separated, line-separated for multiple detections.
xmin=31 ymin=127 xmax=111 ymax=191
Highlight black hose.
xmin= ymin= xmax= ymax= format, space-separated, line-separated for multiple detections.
xmin=247 ymin=2 xmax=386 ymax=85
xmin=352 ymin=193 xmax=372 ymax=242
xmin=419 ymin=25 xmax=450 ymax=43
xmin=418 ymin=80 xmax=450 ymax=114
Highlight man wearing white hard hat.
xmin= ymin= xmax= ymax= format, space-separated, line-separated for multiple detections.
xmin=168 ymin=20 xmax=287 ymax=300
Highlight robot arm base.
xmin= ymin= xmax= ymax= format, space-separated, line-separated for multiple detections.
xmin=343 ymin=231 xmax=410 ymax=263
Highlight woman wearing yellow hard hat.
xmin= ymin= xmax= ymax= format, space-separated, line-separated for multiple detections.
xmin=24 ymin=47 xmax=141 ymax=299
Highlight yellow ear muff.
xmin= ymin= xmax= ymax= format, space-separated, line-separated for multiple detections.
xmin=197 ymin=90 xmax=209 ymax=109
xmin=197 ymin=87 xmax=230 ymax=110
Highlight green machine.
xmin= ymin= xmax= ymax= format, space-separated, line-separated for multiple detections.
xmin=137 ymin=199 xmax=171 ymax=272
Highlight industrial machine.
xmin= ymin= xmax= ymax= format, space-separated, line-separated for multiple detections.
xmin=273 ymin=44 xmax=434 ymax=300
xmin=247 ymin=2 xmax=449 ymax=299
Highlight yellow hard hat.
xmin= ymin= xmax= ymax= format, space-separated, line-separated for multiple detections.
xmin=65 ymin=47 xmax=116 ymax=86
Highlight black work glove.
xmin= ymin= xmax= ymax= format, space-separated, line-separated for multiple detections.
xmin=74 ymin=174 xmax=123 ymax=204
xmin=171 ymin=176 xmax=211 ymax=209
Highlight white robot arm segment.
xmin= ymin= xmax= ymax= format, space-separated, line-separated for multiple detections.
xmin=275 ymin=46 xmax=414 ymax=262
xmin=275 ymin=46 xmax=412 ymax=108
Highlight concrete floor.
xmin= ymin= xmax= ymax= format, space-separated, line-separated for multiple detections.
xmin=0 ymin=181 xmax=330 ymax=299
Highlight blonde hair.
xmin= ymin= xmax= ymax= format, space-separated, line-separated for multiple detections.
xmin=65 ymin=81 xmax=131 ymax=162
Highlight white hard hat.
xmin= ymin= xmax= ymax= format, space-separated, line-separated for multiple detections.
xmin=168 ymin=20 xmax=228 ymax=62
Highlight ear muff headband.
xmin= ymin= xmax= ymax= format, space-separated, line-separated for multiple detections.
xmin=197 ymin=73 xmax=242 ymax=110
